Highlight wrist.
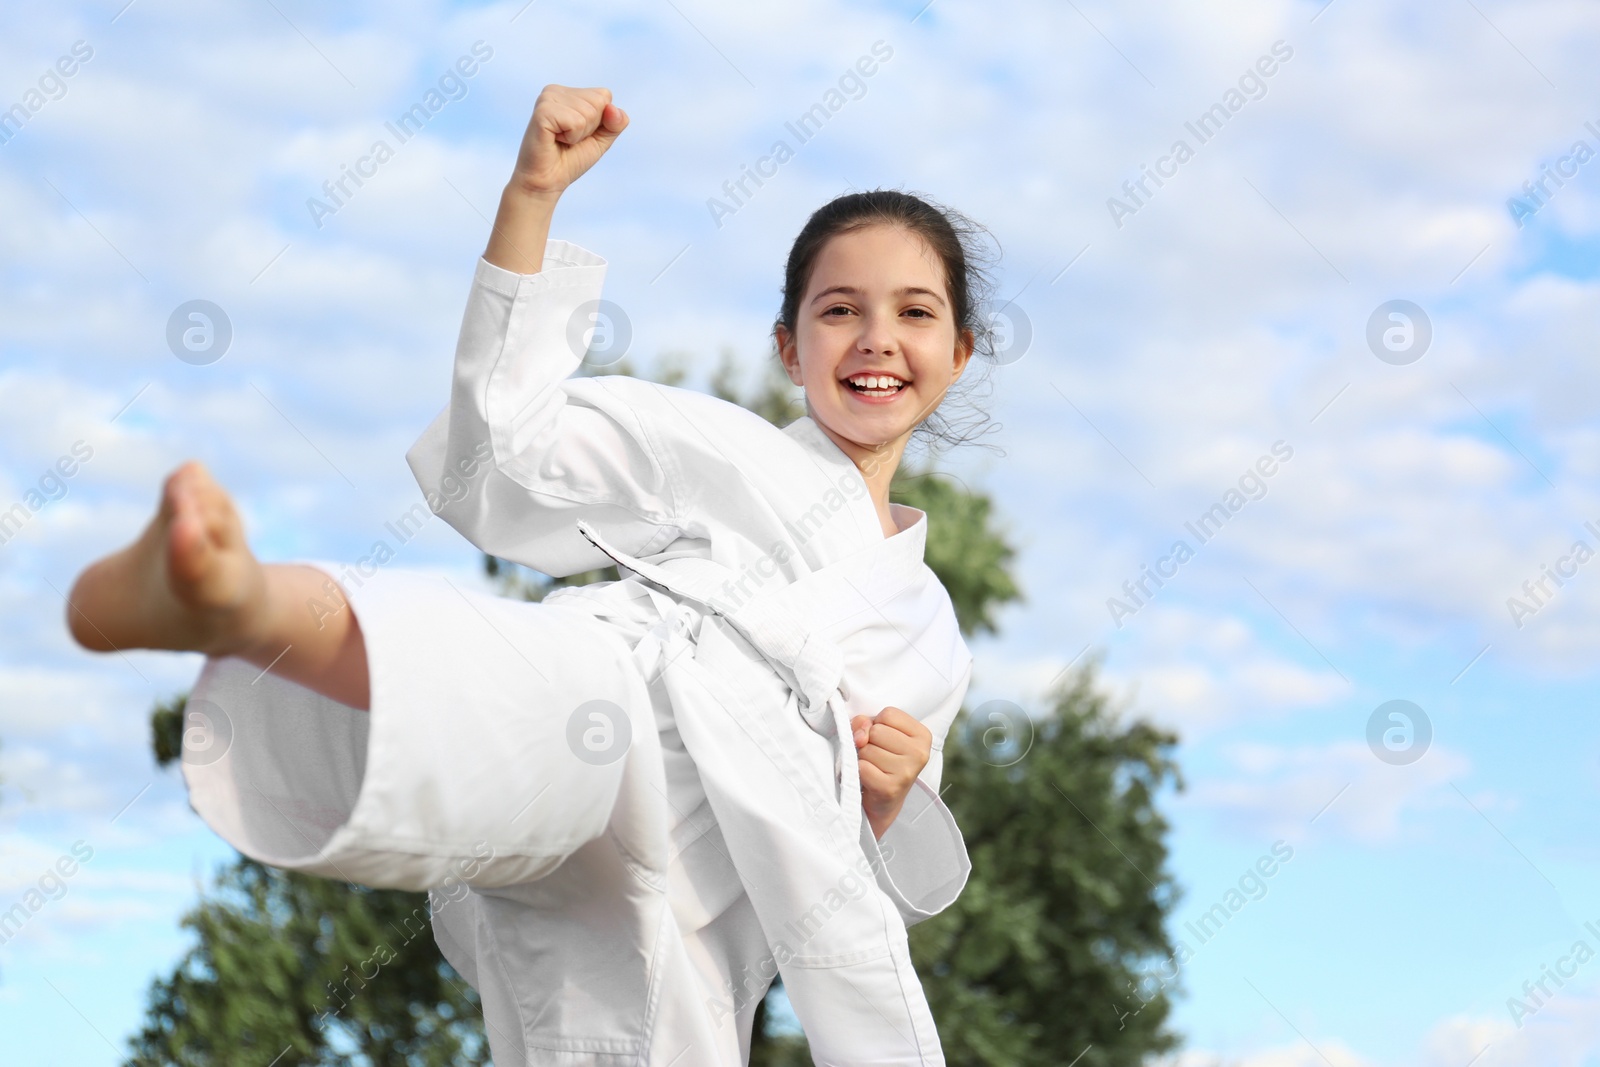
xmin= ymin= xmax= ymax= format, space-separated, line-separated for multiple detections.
xmin=501 ymin=179 xmax=562 ymax=207
xmin=865 ymin=797 xmax=905 ymax=839
xmin=484 ymin=186 xmax=557 ymax=274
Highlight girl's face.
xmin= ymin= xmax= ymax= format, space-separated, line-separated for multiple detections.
xmin=776 ymin=223 xmax=974 ymax=459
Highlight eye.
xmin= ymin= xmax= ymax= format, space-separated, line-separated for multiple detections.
xmin=903 ymin=307 xmax=934 ymax=319
xmin=823 ymin=304 xmax=854 ymax=317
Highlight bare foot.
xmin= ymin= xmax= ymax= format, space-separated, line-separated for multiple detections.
xmin=66 ymin=461 xmax=270 ymax=657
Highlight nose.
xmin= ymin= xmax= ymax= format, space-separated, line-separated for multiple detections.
xmin=855 ymin=309 xmax=897 ymax=357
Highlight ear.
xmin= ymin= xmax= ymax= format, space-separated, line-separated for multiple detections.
xmin=774 ymin=323 xmax=804 ymax=387
xmin=950 ymin=327 xmax=976 ymax=383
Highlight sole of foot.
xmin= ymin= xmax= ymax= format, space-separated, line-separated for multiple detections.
xmin=66 ymin=460 xmax=267 ymax=657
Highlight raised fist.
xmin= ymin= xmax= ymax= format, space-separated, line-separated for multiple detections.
xmin=509 ymin=84 xmax=628 ymax=198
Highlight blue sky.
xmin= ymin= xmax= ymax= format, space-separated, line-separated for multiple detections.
xmin=2 ymin=0 xmax=1599 ymax=1063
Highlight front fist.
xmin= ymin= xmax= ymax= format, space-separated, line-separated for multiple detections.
xmin=510 ymin=85 xmax=628 ymax=198
xmin=851 ymin=706 xmax=933 ymax=840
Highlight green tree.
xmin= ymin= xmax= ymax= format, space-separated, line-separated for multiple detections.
xmin=910 ymin=663 xmax=1183 ymax=1064
xmin=131 ymin=698 xmax=487 ymax=1067
xmin=890 ymin=470 xmax=1020 ymax=637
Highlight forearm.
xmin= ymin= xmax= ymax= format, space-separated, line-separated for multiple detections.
xmin=866 ymin=802 xmax=902 ymax=840
xmin=483 ymin=184 xmax=560 ymax=274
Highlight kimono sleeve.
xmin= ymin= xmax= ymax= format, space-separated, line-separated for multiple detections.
xmin=859 ymin=780 xmax=971 ymax=927
xmin=405 ymin=241 xmax=683 ymax=578
xmin=858 ymin=658 xmax=973 ymax=926
xmin=915 ymin=654 xmax=970 ymax=797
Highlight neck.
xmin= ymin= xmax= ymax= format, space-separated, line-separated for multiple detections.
xmin=810 ymin=413 xmax=909 ymax=537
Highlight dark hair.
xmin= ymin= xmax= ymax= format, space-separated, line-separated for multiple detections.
xmin=773 ymin=188 xmax=1002 ymax=457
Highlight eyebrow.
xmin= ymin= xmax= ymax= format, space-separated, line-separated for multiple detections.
xmin=809 ymin=285 xmax=947 ymax=308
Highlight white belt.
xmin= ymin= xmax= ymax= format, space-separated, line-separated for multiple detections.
xmin=574 ymin=520 xmax=945 ymax=1065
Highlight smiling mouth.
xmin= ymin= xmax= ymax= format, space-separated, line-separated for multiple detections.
xmin=843 ymin=373 xmax=909 ymax=397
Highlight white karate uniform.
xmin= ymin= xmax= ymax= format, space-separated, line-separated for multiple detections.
xmin=179 ymin=241 xmax=974 ymax=1066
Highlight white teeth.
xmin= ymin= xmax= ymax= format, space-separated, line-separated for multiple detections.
xmin=848 ymin=374 xmax=904 ymax=391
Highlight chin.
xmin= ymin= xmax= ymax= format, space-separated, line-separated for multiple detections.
xmin=845 ymin=423 xmax=907 ymax=451
xmin=816 ymin=401 xmax=909 ymax=440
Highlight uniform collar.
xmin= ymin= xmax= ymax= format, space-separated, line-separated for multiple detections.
xmin=781 ymin=415 xmax=928 ymax=559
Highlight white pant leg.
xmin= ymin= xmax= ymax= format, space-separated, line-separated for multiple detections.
xmin=180 ymin=561 xmax=652 ymax=892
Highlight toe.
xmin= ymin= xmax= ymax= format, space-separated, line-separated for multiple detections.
xmin=165 ymin=489 xmax=213 ymax=591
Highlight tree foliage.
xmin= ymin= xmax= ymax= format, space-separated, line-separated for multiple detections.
xmin=890 ymin=471 xmax=1020 ymax=638
xmin=910 ymin=663 xmax=1184 ymax=1064
xmin=134 ymin=701 xmax=487 ymax=1067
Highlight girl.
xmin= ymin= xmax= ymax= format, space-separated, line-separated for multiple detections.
xmin=67 ymin=85 xmax=996 ymax=1066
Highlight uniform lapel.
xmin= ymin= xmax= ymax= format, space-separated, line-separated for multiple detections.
xmin=780 ymin=415 xmax=894 ymax=551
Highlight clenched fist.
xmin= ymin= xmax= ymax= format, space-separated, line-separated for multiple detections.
xmin=484 ymin=85 xmax=627 ymax=273
xmin=509 ymin=84 xmax=629 ymax=199
xmin=851 ymin=706 xmax=933 ymax=840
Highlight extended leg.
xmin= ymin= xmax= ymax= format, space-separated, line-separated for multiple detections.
xmin=65 ymin=461 xmax=371 ymax=710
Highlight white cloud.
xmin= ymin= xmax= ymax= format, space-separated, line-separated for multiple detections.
xmin=1424 ymin=988 xmax=1600 ymax=1066
xmin=1154 ymin=1039 xmax=1375 ymax=1067
xmin=1181 ymin=739 xmax=1472 ymax=843
xmin=1091 ymin=606 xmax=1348 ymax=737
